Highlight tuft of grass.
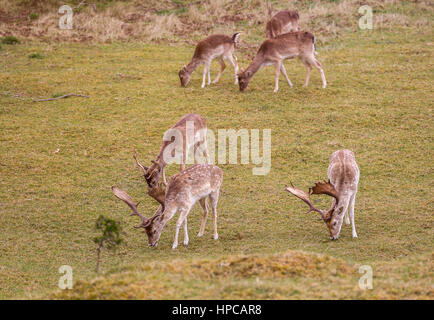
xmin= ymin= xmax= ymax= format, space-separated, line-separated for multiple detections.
xmin=29 ymin=12 xmax=39 ymax=20
xmin=1 ymin=36 xmax=20 ymax=44
xmin=28 ymin=52 xmax=43 ymax=59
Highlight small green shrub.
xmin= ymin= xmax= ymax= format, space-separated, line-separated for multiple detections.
xmin=93 ymin=215 xmax=123 ymax=273
xmin=1 ymin=36 xmax=20 ymax=45
xmin=29 ymin=12 xmax=39 ymax=20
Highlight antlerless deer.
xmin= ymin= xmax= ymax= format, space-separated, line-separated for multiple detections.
xmin=266 ymin=10 xmax=300 ymax=38
xmin=179 ymin=33 xmax=241 ymax=88
xmin=285 ymin=149 xmax=359 ymax=240
xmin=238 ymin=31 xmax=326 ymax=92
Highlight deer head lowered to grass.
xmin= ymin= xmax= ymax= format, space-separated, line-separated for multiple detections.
xmin=285 ymin=149 xmax=360 ymax=240
xmin=112 ymin=152 xmax=222 ymax=250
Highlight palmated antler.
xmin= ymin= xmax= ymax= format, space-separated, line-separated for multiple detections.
xmin=285 ymin=182 xmax=323 ymax=215
xmin=285 ymin=180 xmax=341 ymax=221
xmin=112 ymin=186 xmax=151 ymax=229
xmin=311 ymin=180 xmax=339 ymax=203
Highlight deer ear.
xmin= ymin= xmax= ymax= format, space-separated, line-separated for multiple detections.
xmin=323 ymin=211 xmax=332 ymax=222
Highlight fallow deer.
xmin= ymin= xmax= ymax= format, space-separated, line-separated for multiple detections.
xmin=113 ymin=163 xmax=223 ymax=250
xmin=285 ymin=149 xmax=360 ymax=240
xmin=237 ymin=31 xmax=326 ymax=92
xmin=141 ymin=113 xmax=209 ymax=187
xmin=179 ymin=33 xmax=241 ymax=88
xmin=266 ymin=10 xmax=300 ymax=38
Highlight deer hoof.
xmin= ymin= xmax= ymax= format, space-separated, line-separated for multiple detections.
xmin=172 ymin=243 xmax=178 ymax=250
xmin=197 ymin=232 xmax=204 ymax=237
xmin=213 ymin=234 xmax=219 ymax=240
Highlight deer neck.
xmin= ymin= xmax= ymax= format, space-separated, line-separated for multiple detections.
xmin=155 ymin=148 xmax=168 ymax=168
xmin=185 ymin=58 xmax=201 ymax=75
xmin=147 ymin=187 xmax=166 ymax=208
xmin=246 ymin=54 xmax=265 ymax=78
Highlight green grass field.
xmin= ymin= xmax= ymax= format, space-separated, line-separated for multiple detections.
xmin=0 ymin=3 xmax=433 ymax=299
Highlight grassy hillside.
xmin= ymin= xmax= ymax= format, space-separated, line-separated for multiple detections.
xmin=0 ymin=1 xmax=433 ymax=299
xmin=51 ymin=251 xmax=432 ymax=299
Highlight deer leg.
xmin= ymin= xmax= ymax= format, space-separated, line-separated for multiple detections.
xmin=345 ymin=202 xmax=350 ymax=225
xmin=207 ymin=61 xmax=211 ymax=85
xmin=183 ymin=217 xmax=189 ymax=246
xmin=280 ymin=64 xmax=293 ymax=88
xmin=212 ymin=57 xmax=226 ymax=83
xmin=313 ymin=58 xmax=327 ymax=88
xmin=226 ymin=54 xmax=239 ymax=84
xmin=303 ymin=62 xmax=312 ymax=87
xmin=273 ymin=61 xmax=282 ymax=93
xmin=202 ymin=139 xmax=210 ymax=164
xmin=193 ymin=141 xmax=200 ymax=164
xmin=304 ymin=55 xmax=326 ymax=88
xmin=180 ymin=145 xmax=186 ymax=171
xmin=209 ymin=192 xmax=220 ymax=240
xmin=173 ymin=207 xmax=191 ymax=250
xmin=197 ymin=198 xmax=208 ymax=237
xmin=162 ymin=167 xmax=167 ymax=186
xmin=349 ymin=193 xmax=357 ymax=238
xmin=201 ymin=62 xmax=210 ymax=88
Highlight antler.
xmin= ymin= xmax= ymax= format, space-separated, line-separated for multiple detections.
xmin=311 ymin=180 xmax=339 ymax=202
xmin=133 ymin=150 xmax=148 ymax=176
xmin=112 ymin=186 xmax=149 ymax=229
xmin=285 ymin=182 xmax=323 ymax=215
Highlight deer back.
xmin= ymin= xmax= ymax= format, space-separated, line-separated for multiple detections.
xmin=266 ymin=10 xmax=299 ymax=38
xmin=193 ymin=34 xmax=236 ymax=60
xmin=259 ymin=31 xmax=315 ymax=59
xmin=165 ymin=164 xmax=223 ymax=205
xmin=327 ymin=149 xmax=359 ymax=195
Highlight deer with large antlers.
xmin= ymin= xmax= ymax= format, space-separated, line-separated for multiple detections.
xmin=179 ymin=33 xmax=241 ymax=88
xmin=142 ymin=113 xmax=209 ymax=188
xmin=238 ymin=31 xmax=326 ymax=92
xmin=112 ymin=161 xmax=223 ymax=249
xmin=266 ymin=10 xmax=300 ymax=38
xmin=285 ymin=149 xmax=360 ymax=240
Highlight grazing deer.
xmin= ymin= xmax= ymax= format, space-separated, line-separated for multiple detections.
xmin=113 ymin=163 xmax=223 ymax=250
xmin=285 ymin=149 xmax=360 ymax=240
xmin=179 ymin=33 xmax=241 ymax=88
xmin=266 ymin=10 xmax=300 ymax=38
xmin=141 ymin=113 xmax=209 ymax=188
xmin=237 ymin=31 xmax=326 ymax=92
